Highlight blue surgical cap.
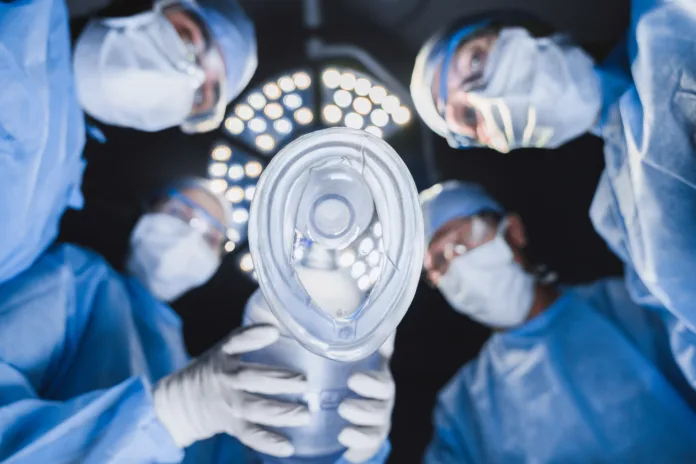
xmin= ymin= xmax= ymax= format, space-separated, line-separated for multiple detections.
xmin=199 ymin=0 xmax=258 ymax=104
xmin=420 ymin=180 xmax=505 ymax=244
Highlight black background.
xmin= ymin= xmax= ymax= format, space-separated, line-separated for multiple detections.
xmin=63 ymin=1 xmax=627 ymax=461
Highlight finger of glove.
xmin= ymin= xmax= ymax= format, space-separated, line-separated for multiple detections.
xmin=338 ymin=398 xmax=391 ymax=426
xmin=342 ymin=445 xmax=383 ymax=464
xmin=347 ymin=370 xmax=395 ymax=401
xmin=221 ymin=325 xmax=279 ymax=355
xmin=239 ymin=392 xmax=311 ymax=427
xmin=338 ymin=426 xmax=385 ymax=450
xmin=225 ymin=367 xmax=308 ymax=394
xmin=235 ymin=422 xmax=294 ymax=457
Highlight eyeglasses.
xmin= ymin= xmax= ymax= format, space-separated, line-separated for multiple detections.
xmin=153 ymin=2 xmax=228 ymax=133
xmin=423 ymin=216 xmax=498 ymax=286
xmin=159 ymin=190 xmax=230 ymax=254
xmin=437 ymin=21 xmax=492 ymax=148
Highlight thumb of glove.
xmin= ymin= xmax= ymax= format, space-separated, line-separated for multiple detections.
xmin=221 ymin=324 xmax=280 ymax=356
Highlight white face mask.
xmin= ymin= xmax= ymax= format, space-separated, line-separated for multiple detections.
xmin=437 ymin=234 xmax=535 ymax=328
xmin=127 ymin=213 xmax=221 ymax=302
xmin=469 ymin=28 xmax=601 ymax=152
xmin=73 ymin=12 xmax=203 ymax=131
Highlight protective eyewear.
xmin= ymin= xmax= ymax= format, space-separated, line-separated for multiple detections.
xmin=160 ymin=190 xmax=231 ymax=253
xmin=423 ymin=216 xmax=500 ymax=286
xmin=437 ymin=21 xmax=491 ymax=149
xmin=153 ymin=1 xmax=228 ymax=133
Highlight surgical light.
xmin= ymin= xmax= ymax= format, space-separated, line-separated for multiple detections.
xmin=358 ymin=237 xmax=374 ymax=255
xmin=369 ymin=86 xmax=387 ymax=104
xmin=209 ymin=179 xmax=228 ymax=194
xmin=339 ymin=73 xmax=357 ymax=91
xmin=209 ymin=162 xmax=228 ymax=177
xmin=226 ymin=186 xmax=245 ymax=203
xmin=240 ymin=252 xmax=254 ymax=272
xmin=323 ymin=105 xmax=342 ymax=124
xmin=373 ymin=222 xmax=382 ymax=238
xmin=367 ymin=249 xmax=381 ymax=267
xmin=334 ymin=90 xmax=352 ymax=108
xmin=224 ymin=241 xmax=236 ymax=253
xmin=355 ymin=78 xmax=371 ymax=96
xmin=357 ymin=275 xmax=371 ymax=291
xmin=225 ymin=117 xmax=244 ymax=135
xmin=293 ymin=72 xmax=311 ymax=90
xmin=295 ymin=108 xmax=313 ymax=125
xmin=233 ymin=208 xmax=250 ymax=224
xmin=353 ymin=97 xmax=372 ymax=116
xmin=245 ymin=186 xmax=256 ymax=201
xmin=392 ymin=106 xmax=412 ymax=125
xmin=245 ymin=161 xmax=263 ymax=178
xmin=274 ymin=118 xmax=292 ymax=134
xmin=344 ymin=112 xmax=364 ymax=129
xmin=228 ymin=164 xmax=245 ymax=180
xmin=351 ymin=260 xmax=367 ymax=279
xmin=255 ymin=134 xmax=275 ymax=152
xmin=382 ymin=96 xmax=400 ymax=114
xmin=235 ymin=104 xmax=254 ymax=121
xmin=211 ymin=145 xmax=232 ymax=161
xmin=249 ymin=118 xmax=267 ymax=133
xmin=339 ymin=249 xmax=357 ymax=267
xmin=322 ymin=69 xmax=341 ymax=88
xmin=263 ymin=83 xmax=282 ymax=100
xmin=283 ymin=94 xmax=302 ymax=110
xmin=370 ymin=109 xmax=389 ymax=127
xmin=248 ymin=92 xmax=266 ymax=110
xmin=227 ymin=228 xmax=241 ymax=243
xmin=264 ymin=103 xmax=283 ymax=120
xmin=278 ymin=76 xmax=296 ymax=92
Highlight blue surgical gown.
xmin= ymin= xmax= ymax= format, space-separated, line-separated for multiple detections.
xmin=0 ymin=244 xmax=245 ymax=462
xmin=0 ymin=244 xmax=389 ymax=463
xmin=424 ymin=279 xmax=696 ymax=463
xmin=589 ymin=0 xmax=696 ymax=387
xmin=0 ymin=0 xmax=86 ymax=284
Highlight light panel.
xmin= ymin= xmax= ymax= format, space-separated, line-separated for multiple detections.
xmin=318 ymin=67 xmax=413 ymax=139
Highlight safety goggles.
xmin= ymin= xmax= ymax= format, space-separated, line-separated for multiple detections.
xmin=159 ymin=190 xmax=230 ymax=254
xmin=423 ymin=216 xmax=501 ymax=286
xmin=153 ymin=1 xmax=228 ymax=133
xmin=436 ymin=21 xmax=491 ymax=149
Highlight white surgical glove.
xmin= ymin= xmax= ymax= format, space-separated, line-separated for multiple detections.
xmin=153 ymin=324 xmax=311 ymax=457
xmin=338 ymin=335 xmax=396 ymax=463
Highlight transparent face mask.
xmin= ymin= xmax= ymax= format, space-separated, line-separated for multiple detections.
xmin=249 ymin=128 xmax=424 ymax=362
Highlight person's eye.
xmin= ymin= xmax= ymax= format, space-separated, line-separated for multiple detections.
xmin=470 ymin=49 xmax=486 ymax=74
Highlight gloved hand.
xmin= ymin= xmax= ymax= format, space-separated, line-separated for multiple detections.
xmin=338 ymin=334 xmax=396 ymax=463
xmin=153 ymin=324 xmax=310 ymax=457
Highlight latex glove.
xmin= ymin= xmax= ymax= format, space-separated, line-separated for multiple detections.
xmin=338 ymin=334 xmax=396 ymax=463
xmin=153 ymin=324 xmax=310 ymax=457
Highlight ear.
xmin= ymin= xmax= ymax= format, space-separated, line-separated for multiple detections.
xmin=504 ymin=213 xmax=527 ymax=249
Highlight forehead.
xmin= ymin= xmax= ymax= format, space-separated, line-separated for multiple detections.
xmin=429 ymin=216 xmax=476 ymax=247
